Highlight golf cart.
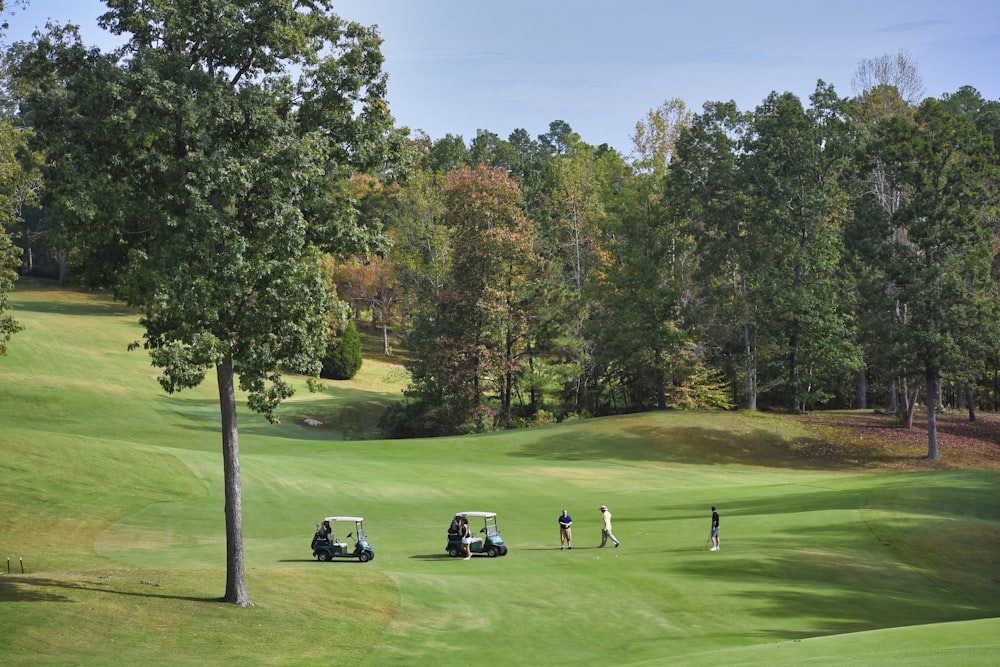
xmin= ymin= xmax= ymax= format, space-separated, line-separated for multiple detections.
xmin=311 ymin=516 xmax=375 ymax=563
xmin=446 ymin=511 xmax=508 ymax=558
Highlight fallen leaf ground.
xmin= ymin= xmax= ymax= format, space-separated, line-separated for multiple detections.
xmin=798 ymin=410 xmax=1000 ymax=471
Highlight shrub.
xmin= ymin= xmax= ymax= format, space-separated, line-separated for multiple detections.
xmin=321 ymin=319 xmax=362 ymax=380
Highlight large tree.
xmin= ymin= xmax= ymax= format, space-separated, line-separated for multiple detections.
xmin=847 ymin=52 xmax=924 ymax=413
xmin=590 ymin=102 xmax=697 ymax=413
xmin=860 ymin=99 xmax=998 ymax=459
xmin=738 ymin=86 xmax=859 ymax=412
xmin=547 ymin=141 xmax=609 ymax=412
xmin=396 ymin=165 xmax=538 ymax=433
xmin=18 ymin=0 xmax=394 ymax=604
xmin=670 ymin=101 xmax=756 ymax=408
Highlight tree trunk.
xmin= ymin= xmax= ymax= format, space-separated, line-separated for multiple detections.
xmin=889 ymin=379 xmax=898 ymax=414
xmin=965 ymin=383 xmax=976 ymax=423
xmin=926 ymin=373 xmax=940 ymax=460
xmin=653 ymin=324 xmax=665 ymax=410
xmin=994 ymin=369 xmax=998 ymax=412
xmin=381 ymin=321 xmax=389 ymax=355
xmin=744 ymin=321 xmax=756 ymax=411
xmin=217 ymin=355 xmax=251 ymax=607
xmin=855 ymin=366 xmax=867 ymax=409
xmin=528 ymin=342 xmax=538 ymax=413
xmin=903 ymin=383 xmax=918 ymax=429
xmin=789 ymin=321 xmax=801 ymax=413
xmin=994 ymin=369 xmax=999 ymax=412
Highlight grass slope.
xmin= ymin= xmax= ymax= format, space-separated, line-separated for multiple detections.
xmin=1 ymin=279 xmax=998 ymax=666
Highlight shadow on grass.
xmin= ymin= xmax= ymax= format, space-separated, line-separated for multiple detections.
xmin=409 ymin=554 xmax=457 ymax=560
xmin=674 ymin=548 xmax=1000 ymax=633
xmin=276 ymin=559 xmax=371 ymax=565
xmin=518 ymin=546 xmax=600 ymax=551
xmin=13 ymin=280 xmax=135 ymax=317
xmin=13 ymin=299 xmax=136 ymax=317
xmin=0 ymin=575 xmax=216 ymax=603
xmin=667 ymin=470 xmax=1000 ymax=521
xmin=158 ymin=393 xmax=395 ymax=443
xmin=663 ymin=481 xmax=1000 ymax=634
xmin=511 ymin=422 xmax=912 ymax=470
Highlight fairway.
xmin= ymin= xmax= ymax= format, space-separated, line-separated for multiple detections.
xmin=1 ymin=280 xmax=999 ymax=666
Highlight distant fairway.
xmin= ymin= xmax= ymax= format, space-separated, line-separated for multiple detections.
xmin=1 ymin=279 xmax=998 ymax=666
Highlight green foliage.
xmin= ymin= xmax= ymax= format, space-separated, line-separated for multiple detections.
xmin=854 ymin=98 xmax=1000 ymax=456
xmin=0 ymin=47 xmax=40 ymax=355
xmin=0 ymin=224 xmax=22 ymax=355
xmin=663 ymin=348 xmax=736 ymax=410
xmin=671 ymin=86 xmax=863 ymax=413
xmin=321 ymin=318 xmax=363 ymax=380
xmin=17 ymin=1 xmax=394 ymax=419
xmin=630 ymin=97 xmax=691 ymax=173
xmin=739 ymin=85 xmax=860 ymax=412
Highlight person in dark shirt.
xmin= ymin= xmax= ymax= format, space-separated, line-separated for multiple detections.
xmin=459 ymin=517 xmax=473 ymax=560
xmin=558 ymin=509 xmax=573 ymax=550
xmin=319 ymin=520 xmax=333 ymax=543
xmin=710 ymin=506 xmax=720 ymax=551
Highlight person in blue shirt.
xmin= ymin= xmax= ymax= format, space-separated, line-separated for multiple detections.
xmin=558 ymin=509 xmax=573 ymax=550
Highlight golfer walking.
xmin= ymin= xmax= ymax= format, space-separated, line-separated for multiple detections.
xmin=709 ymin=506 xmax=720 ymax=551
xmin=599 ymin=505 xmax=620 ymax=548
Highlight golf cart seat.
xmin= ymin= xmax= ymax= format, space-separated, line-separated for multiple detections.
xmin=332 ymin=542 xmax=348 ymax=548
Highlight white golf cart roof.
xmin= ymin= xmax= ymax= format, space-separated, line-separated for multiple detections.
xmin=323 ymin=516 xmax=364 ymax=522
xmin=455 ymin=511 xmax=496 ymax=518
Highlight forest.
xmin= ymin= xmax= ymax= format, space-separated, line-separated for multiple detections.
xmin=309 ymin=70 xmax=1000 ymax=452
xmin=2 ymin=4 xmax=999 ymax=458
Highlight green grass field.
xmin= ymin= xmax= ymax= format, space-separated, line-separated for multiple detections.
xmin=1 ymin=279 xmax=999 ymax=665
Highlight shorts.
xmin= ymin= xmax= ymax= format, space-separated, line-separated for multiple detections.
xmin=711 ymin=527 xmax=719 ymax=538
xmin=461 ymin=537 xmax=474 ymax=545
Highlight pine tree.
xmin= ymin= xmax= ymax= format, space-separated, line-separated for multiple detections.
xmin=322 ymin=320 xmax=363 ymax=380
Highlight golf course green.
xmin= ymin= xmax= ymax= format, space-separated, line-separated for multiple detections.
xmin=1 ymin=279 xmax=998 ymax=665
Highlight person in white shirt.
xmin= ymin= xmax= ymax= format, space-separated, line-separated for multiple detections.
xmin=599 ymin=505 xmax=620 ymax=548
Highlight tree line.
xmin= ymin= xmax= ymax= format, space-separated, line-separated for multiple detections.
xmin=341 ymin=72 xmax=1000 ymax=460
xmin=3 ymin=14 xmax=999 ymax=460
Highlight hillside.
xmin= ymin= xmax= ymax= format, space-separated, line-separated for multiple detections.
xmin=1 ymin=279 xmax=998 ymax=666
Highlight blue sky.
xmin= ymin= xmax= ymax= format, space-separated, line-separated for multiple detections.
xmin=5 ymin=0 xmax=998 ymax=152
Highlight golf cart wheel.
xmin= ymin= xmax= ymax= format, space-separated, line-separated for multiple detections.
xmin=316 ymin=551 xmax=331 ymax=562
xmin=358 ymin=551 xmax=371 ymax=563
xmin=486 ymin=546 xmax=499 ymax=558
xmin=447 ymin=545 xmax=461 ymax=558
